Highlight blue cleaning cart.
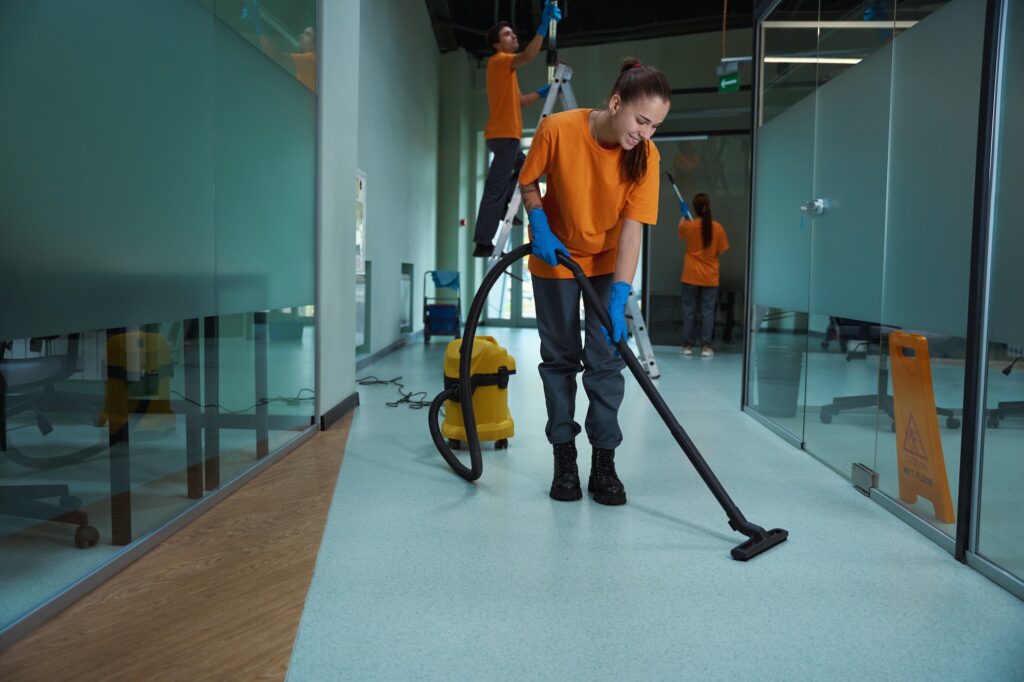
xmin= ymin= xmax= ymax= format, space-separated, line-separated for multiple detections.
xmin=423 ymin=270 xmax=462 ymax=344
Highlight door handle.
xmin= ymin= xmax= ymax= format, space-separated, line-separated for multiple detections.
xmin=800 ymin=199 xmax=827 ymax=216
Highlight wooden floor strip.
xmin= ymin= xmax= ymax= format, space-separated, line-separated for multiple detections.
xmin=0 ymin=414 xmax=352 ymax=682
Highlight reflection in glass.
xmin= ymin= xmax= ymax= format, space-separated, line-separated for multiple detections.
xmin=977 ymin=0 xmax=1024 ymax=583
xmin=222 ymin=0 xmax=318 ymax=93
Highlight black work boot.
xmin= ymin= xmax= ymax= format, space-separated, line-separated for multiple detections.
xmin=588 ymin=447 xmax=627 ymax=505
xmin=550 ymin=441 xmax=582 ymax=502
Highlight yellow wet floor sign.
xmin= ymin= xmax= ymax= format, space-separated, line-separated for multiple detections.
xmin=889 ymin=332 xmax=955 ymax=524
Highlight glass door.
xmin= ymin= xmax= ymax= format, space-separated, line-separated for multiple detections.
xmin=801 ymin=9 xmax=898 ymax=478
xmin=746 ymin=0 xmax=821 ymax=443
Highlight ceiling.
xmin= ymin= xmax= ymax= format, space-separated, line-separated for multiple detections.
xmin=424 ymin=0 xmax=755 ymax=61
xmin=424 ymin=1 xmax=947 ymax=61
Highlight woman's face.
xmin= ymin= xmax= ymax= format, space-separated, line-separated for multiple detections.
xmin=609 ymin=94 xmax=670 ymax=150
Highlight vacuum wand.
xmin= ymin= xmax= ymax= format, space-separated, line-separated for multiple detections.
xmin=429 ymin=244 xmax=788 ymax=561
xmin=554 ymin=252 xmax=787 ymax=561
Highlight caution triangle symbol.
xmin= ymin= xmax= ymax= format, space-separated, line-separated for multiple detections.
xmin=903 ymin=413 xmax=928 ymax=461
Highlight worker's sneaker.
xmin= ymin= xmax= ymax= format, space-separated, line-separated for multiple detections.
xmin=588 ymin=447 xmax=627 ymax=506
xmin=472 ymin=243 xmax=493 ymax=258
xmin=701 ymin=345 xmax=714 ymax=358
xmin=680 ymin=345 xmax=694 ymax=356
xmin=550 ymin=441 xmax=582 ymax=502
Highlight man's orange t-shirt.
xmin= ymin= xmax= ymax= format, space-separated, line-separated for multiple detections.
xmin=291 ymin=52 xmax=316 ymax=92
xmin=484 ymin=51 xmax=522 ymax=140
xmin=519 ymin=109 xmax=660 ymax=279
xmin=678 ymin=219 xmax=729 ymax=286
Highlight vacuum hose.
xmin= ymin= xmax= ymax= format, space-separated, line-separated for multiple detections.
xmin=428 ymin=244 xmax=788 ymax=561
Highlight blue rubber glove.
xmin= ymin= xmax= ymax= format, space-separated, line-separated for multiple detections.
xmin=536 ymin=83 xmax=551 ymax=99
xmin=528 ymin=207 xmax=568 ymax=267
xmin=678 ymin=199 xmax=692 ymax=219
xmin=536 ymin=1 xmax=562 ymax=37
xmin=242 ymin=0 xmax=264 ymax=35
xmin=602 ymin=282 xmax=632 ymax=346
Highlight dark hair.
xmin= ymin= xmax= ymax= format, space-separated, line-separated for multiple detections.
xmin=693 ymin=193 xmax=713 ymax=249
xmin=609 ymin=58 xmax=672 ymax=185
xmin=486 ymin=22 xmax=511 ymax=50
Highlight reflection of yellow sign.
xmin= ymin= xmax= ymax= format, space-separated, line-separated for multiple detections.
xmin=101 ymin=332 xmax=174 ymax=435
xmin=889 ymin=332 xmax=955 ymax=524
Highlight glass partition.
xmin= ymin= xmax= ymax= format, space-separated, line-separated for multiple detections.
xmin=976 ymin=0 xmax=1024 ymax=584
xmin=747 ymin=0 xmax=820 ymax=441
xmin=0 ymin=0 xmax=317 ymax=641
xmin=874 ymin=0 xmax=985 ymax=535
xmin=749 ymin=0 xmax=1021 ymax=592
xmin=647 ymin=133 xmax=750 ymax=348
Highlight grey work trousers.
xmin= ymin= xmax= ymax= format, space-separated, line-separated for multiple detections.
xmin=681 ymin=283 xmax=719 ymax=346
xmin=533 ymin=274 xmax=625 ymax=449
xmin=473 ymin=138 xmax=526 ymax=245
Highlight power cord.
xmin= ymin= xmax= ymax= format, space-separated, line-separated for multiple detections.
xmin=171 ymin=388 xmax=315 ymax=414
xmin=357 ymin=375 xmax=434 ymax=409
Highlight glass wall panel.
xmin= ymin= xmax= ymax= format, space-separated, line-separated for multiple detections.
xmin=647 ymin=134 xmax=750 ymax=349
xmin=746 ymin=0 xmax=820 ymax=440
xmin=977 ymin=0 xmax=1024 ymax=582
xmin=0 ymin=0 xmax=317 ymax=640
xmin=801 ymin=8 xmax=895 ymax=478
xmin=0 ymin=0 xmax=217 ymax=339
xmin=876 ymin=0 xmax=985 ymax=535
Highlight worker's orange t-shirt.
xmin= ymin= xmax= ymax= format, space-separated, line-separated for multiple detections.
xmin=291 ymin=52 xmax=316 ymax=92
xmin=484 ymin=51 xmax=522 ymax=140
xmin=678 ymin=219 xmax=729 ymax=286
xmin=519 ymin=109 xmax=660 ymax=279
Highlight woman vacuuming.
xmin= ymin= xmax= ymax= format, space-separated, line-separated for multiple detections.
xmin=518 ymin=59 xmax=671 ymax=505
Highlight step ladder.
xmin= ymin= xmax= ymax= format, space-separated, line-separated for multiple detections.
xmin=484 ymin=63 xmax=661 ymax=378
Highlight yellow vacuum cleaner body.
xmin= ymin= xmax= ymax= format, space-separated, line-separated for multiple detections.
xmin=441 ymin=336 xmax=515 ymax=446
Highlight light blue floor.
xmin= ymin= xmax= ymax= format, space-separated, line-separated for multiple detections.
xmin=288 ymin=329 xmax=1024 ymax=681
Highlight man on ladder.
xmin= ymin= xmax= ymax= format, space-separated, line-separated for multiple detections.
xmin=472 ymin=1 xmax=563 ymax=258
xmin=474 ymin=5 xmax=661 ymax=380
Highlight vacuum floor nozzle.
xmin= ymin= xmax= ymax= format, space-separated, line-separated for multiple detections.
xmin=731 ymin=528 xmax=789 ymax=562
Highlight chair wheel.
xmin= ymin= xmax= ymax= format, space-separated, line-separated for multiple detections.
xmin=988 ymin=416 xmax=1000 ymax=428
xmin=946 ymin=417 xmax=960 ymax=429
xmin=59 ymin=495 xmax=82 ymax=512
xmin=819 ymin=408 xmax=832 ymax=424
xmin=495 ymin=438 xmax=509 ymax=450
xmin=448 ymin=439 xmax=461 ymax=450
xmin=75 ymin=525 xmax=99 ymax=549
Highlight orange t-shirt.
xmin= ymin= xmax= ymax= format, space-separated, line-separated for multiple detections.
xmin=519 ymin=109 xmax=661 ymax=279
xmin=291 ymin=52 xmax=316 ymax=92
xmin=678 ymin=219 xmax=729 ymax=286
xmin=484 ymin=51 xmax=522 ymax=140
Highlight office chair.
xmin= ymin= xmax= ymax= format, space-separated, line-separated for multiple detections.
xmin=818 ymin=320 xmax=960 ymax=431
xmin=1 ymin=335 xmax=100 ymax=548
xmin=986 ymin=356 xmax=1023 ymax=428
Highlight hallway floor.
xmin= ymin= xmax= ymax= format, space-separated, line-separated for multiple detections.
xmin=287 ymin=330 xmax=1024 ymax=681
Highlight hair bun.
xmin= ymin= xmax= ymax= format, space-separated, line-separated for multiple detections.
xmin=619 ymin=57 xmax=642 ymax=74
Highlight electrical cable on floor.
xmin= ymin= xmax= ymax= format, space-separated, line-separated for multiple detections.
xmin=171 ymin=388 xmax=316 ymax=413
xmin=357 ymin=375 xmax=434 ymax=410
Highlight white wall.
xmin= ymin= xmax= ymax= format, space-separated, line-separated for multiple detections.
xmin=357 ymin=0 xmax=440 ymax=355
xmin=317 ymin=0 xmax=361 ymax=415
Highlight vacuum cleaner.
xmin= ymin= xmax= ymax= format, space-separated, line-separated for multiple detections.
xmin=428 ymin=244 xmax=788 ymax=562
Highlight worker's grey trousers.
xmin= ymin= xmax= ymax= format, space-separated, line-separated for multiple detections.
xmin=681 ymin=283 xmax=719 ymax=346
xmin=473 ymin=138 xmax=525 ymax=246
xmin=533 ymin=273 xmax=625 ymax=449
